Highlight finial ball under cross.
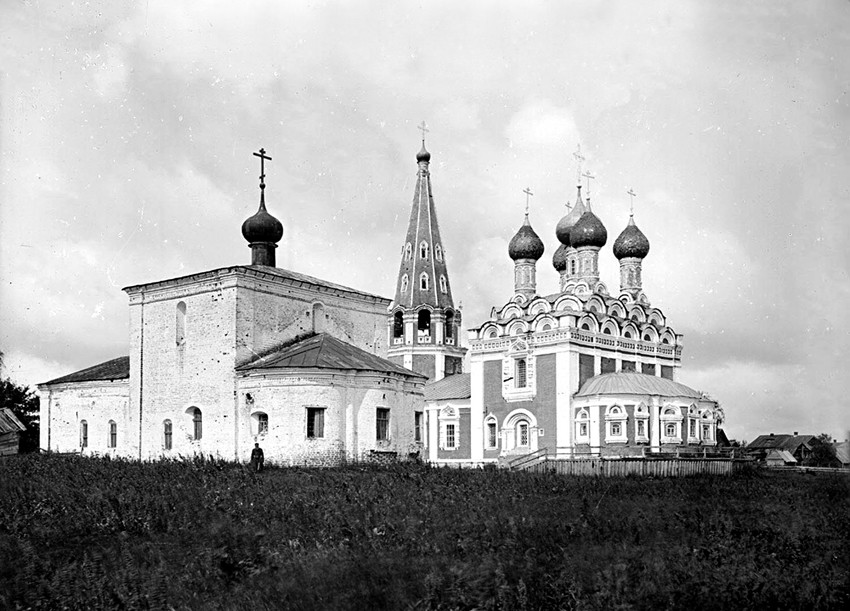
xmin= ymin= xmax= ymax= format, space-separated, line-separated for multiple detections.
xmin=418 ymin=121 xmax=429 ymax=141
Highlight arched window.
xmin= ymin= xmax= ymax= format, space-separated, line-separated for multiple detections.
xmin=540 ymin=323 xmax=551 ymax=332
xmin=400 ymin=274 xmax=409 ymax=293
xmin=435 ymin=244 xmax=443 ymax=261
xmin=444 ymin=311 xmax=454 ymax=339
xmin=312 ymin=302 xmax=325 ymax=333
xmin=515 ymin=358 xmax=527 ymax=388
xmin=80 ymin=420 xmax=88 ymax=448
xmin=484 ymin=416 xmax=498 ymax=449
xmin=581 ymin=322 xmax=591 ymax=331
xmin=254 ymin=412 xmax=268 ymax=436
xmin=108 ymin=420 xmax=117 ymax=448
xmin=623 ymin=330 xmax=632 ymax=339
xmin=191 ymin=407 xmax=202 ymax=441
xmin=420 ymin=241 xmax=429 ymax=259
xmin=420 ymin=273 xmax=429 ymax=291
xmin=163 ymin=419 xmax=172 ymax=450
xmin=439 ymin=275 xmax=447 ymax=294
xmin=417 ymin=310 xmax=431 ymax=337
xmin=570 ymin=260 xmax=577 ymax=275
xmin=405 ymin=243 xmax=412 ymax=260
xmin=575 ymin=409 xmax=590 ymax=440
xmin=393 ymin=311 xmax=404 ymax=338
xmin=516 ymin=420 xmax=530 ymax=447
xmin=176 ymin=301 xmax=187 ymax=345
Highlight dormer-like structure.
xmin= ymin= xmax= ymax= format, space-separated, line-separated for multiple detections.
xmin=387 ymin=135 xmax=466 ymax=380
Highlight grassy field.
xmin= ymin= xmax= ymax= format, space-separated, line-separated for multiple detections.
xmin=0 ymin=455 xmax=848 ymax=610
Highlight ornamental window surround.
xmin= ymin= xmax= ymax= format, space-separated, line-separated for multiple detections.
xmin=605 ymin=405 xmax=628 ymax=443
xmin=420 ymin=273 xmax=429 ymax=291
xmin=439 ymin=275 xmax=447 ymax=294
xmin=435 ymin=244 xmax=443 ymax=261
xmin=660 ymin=406 xmax=683 ymax=443
xmin=634 ymin=403 xmax=650 ymax=442
xmin=401 ymin=274 xmax=409 ymax=293
xmin=405 ymin=243 xmax=412 ymax=260
xmin=420 ymin=241 xmax=429 ymax=259
xmin=575 ymin=409 xmax=590 ymax=442
xmin=439 ymin=406 xmax=459 ymax=450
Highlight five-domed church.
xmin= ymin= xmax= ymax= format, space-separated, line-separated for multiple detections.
xmin=37 ymin=136 xmax=721 ymax=466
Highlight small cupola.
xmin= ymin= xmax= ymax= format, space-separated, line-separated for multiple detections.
xmin=613 ymin=215 xmax=650 ymax=260
xmin=242 ymin=148 xmax=283 ymax=266
xmin=509 ymin=214 xmax=545 ymax=261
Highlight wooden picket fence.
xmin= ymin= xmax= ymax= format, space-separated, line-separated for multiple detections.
xmin=510 ymin=447 xmax=745 ymax=477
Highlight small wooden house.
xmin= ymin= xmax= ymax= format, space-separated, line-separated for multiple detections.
xmin=0 ymin=408 xmax=26 ymax=455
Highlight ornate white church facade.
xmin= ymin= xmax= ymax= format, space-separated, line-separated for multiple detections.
xmin=38 ymin=137 xmax=722 ymax=466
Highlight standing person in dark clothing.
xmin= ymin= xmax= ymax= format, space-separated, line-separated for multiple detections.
xmin=250 ymin=443 xmax=264 ymax=472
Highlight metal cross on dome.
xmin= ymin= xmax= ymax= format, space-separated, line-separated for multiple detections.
xmin=582 ymin=170 xmax=596 ymax=197
xmin=523 ymin=187 xmax=534 ymax=215
xmin=627 ymin=188 xmax=637 ymax=215
xmin=573 ymin=143 xmax=586 ymax=184
xmin=253 ymin=148 xmax=272 ymax=189
xmin=418 ymin=121 xmax=429 ymax=142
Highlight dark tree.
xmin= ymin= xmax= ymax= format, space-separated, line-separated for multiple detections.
xmin=804 ymin=433 xmax=839 ymax=468
xmin=0 ymin=373 xmax=40 ymax=453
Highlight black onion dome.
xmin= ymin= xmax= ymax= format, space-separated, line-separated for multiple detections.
xmin=509 ymin=216 xmax=545 ymax=261
xmin=570 ymin=210 xmax=608 ymax=248
xmin=613 ymin=216 xmax=650 ymax=259
xmin=242 ymin=201 xmax=283 ymax=244
xmin=555 ymin=187 xmax=587 ymax=246
xmin=416 ymin=142 xmax=431 ymax=163
xmin=552 ymin=243 xmax=569 ymax=271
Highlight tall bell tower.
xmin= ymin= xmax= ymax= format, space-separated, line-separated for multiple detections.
xmin=387 ymin=126 xmax=466 ymax=380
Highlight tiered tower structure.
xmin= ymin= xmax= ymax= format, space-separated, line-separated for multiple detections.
xmin=387 ymin=133 xmax=466 ymax=380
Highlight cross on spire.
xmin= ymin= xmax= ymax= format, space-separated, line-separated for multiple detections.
xmin=253 ymin=148 xmax=272 ymax=190
xmin=418 ymin=120 xmax=429 ymax=143
xmin=523 ymin=187 xmax=533 ymax=215
xmin=582 ymin=170 xmax=596 ymax=197
xmin=573 ymin=143 xmax=586 ymax=185
xmin=626 ymin=188 xmax=637 ymax=216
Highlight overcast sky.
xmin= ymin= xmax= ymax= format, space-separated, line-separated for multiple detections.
xmin=2 ymin=1 xmax=848 ymax=442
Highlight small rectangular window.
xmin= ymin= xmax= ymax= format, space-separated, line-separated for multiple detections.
xmin=414 ymin=412 xmax=423 ymax=442
xmin=258 ymin=413 xmax=269 ymax=435
xmin=601 ymin=357 xmax=616 ymax=374
xmin=611 ymin=422 xmax=621 ymax=437
xmin=108 ymin=421 xmax=117 ymax=448
xmin=445 ymin=423 xmax=456 ymax=449
xmin=661 ymin=365 xmax=674 ymax=380
xmin=487 ymin=422 xmax=497 ymax=448
xmin=376 ymin=408 xmax=390 ymax=441
xmin=80 ymin=421 xmax=88 ymax=448
xmin=579 ymin=422 xmax=588 ymax=437
xmin=164 ymin=420 xmax=172 ymax=450
xmin=637 ymin=420 xmax=646 ymax=437
xmin=307 ymin=408 xmax=325 ymax=439
xmin=665 ymin=423 xmax=676 ymax=438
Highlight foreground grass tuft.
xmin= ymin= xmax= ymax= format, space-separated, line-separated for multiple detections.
xmin=1 ymin=455 xmax=848 ymax=610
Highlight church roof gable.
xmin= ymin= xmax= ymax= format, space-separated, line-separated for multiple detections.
xmin=40 ymin=356 xmax=130 ymax=386
xmin=575 ymin=372 xmax=703 ymax=399
xmin=237 ymin=333 xmax=425 ymax=379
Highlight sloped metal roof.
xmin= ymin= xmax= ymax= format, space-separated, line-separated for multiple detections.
xmin=575 ymin=372 xmax=703 ymax=399
xmin=0 ymin=408 xmax=26 ymax=434
xmin=425 ymin=373 xmax=471 ymax=401
xmin=41 ymin=356 xmax=130 ymax=386
xmin=238 ymin=333 xmax=425 ymax=379
xmin=766 ymin=449 xmax=797 ymax=463
xmin=748 ymin=434 xmax=816 ymax=452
